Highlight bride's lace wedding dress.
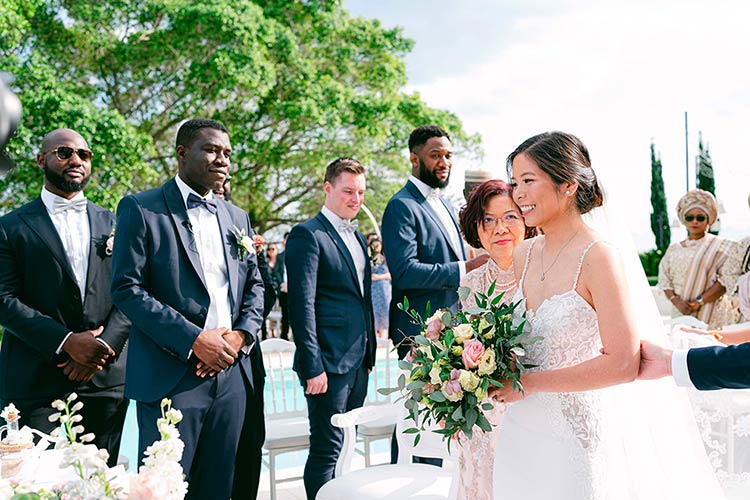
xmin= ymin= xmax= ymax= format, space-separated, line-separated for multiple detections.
xmin=493 ymin=237 xmax=725 ymax=499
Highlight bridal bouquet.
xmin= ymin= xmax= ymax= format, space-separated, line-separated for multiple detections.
xmin=382 ymin=282 xmax=539 ymax=443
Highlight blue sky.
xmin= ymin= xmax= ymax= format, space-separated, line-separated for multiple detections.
xmin=345 ymin=0 xmax=750 ymax=250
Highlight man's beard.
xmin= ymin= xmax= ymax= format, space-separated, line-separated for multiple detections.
xmin=418 ymin=157 xmax=450 ymax=189
xmin=44 ymin=164 xmax=90 ymax=193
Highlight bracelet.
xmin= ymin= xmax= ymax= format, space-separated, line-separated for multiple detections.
xmin=669 ymin=295 xmax=679 ymax=303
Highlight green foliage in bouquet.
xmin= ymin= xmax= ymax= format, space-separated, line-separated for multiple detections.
xmin=380 ymin=282 xmax=541 ymax=446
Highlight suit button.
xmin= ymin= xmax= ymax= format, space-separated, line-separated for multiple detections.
xmin=200 ymin=308 xmax=208 ymax=316
xmin=72 ymin=292 xmax=80 ymax=300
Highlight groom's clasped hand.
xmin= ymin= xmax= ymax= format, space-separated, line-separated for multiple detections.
xmin=192 ymin=327 xmax=240 ymax=378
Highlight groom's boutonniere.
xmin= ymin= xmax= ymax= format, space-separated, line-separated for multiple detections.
xmin=231 ymin=225 xmax=254 ymax=261
xmin=105 ymin=224 xmax=115 ymax=256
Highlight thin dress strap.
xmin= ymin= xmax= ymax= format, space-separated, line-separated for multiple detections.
xmin=519 ymin=237 xmax=539 ymax=294
xmin=572 ymin=240 xmax=603 ymax=290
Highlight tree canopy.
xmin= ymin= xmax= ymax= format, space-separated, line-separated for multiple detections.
xmin=0 ymin=0 xmax=480 ymax=233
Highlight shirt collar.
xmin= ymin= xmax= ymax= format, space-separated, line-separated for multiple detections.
xmin=321 ymin=206 xmax=348 ymax=230
xmin=409 ymin=175 xmax=440 ymax=200
xmin=40 ymin=187 xmax=87 ymax=214
xmin=175 ymin=174 xmax=215 ymax=209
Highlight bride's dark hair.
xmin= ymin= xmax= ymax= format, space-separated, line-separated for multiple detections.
xmin=506 ymin=131 xmax=604 ymax=214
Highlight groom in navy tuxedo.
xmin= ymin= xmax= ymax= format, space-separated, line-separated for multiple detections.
xmin=111 ymin=119 xmax=265 ymax=500
xmin=639 ymin=339 xmax=750 ymax=389
xmin=286 ymin=157 xmax=376 ymax=500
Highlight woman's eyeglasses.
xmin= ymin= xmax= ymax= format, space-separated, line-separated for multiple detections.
xmin=42 ymin=147 xmax=94 ymax=162
xmin=481 ymin=213 xmax=523 ymax=230
xmin=684 ymin=215 xmax=707 ymax=223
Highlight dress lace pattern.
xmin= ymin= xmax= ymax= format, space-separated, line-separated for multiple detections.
xmin=494 ymin=238 xmax=608 ymax=500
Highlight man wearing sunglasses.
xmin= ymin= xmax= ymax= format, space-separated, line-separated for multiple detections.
xmin=0 ymin=128 xmax=130 ymax=467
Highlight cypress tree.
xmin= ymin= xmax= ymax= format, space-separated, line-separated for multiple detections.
xmin=650 ymin=142 xmax=671 ymax=251
xmin=696 ymin=132 xmax=716 ymax=196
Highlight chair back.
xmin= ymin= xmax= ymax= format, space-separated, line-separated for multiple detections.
xmin=260 ymin=338 xmax=306 ymax=419
xmin=664 ymin=315 xmax=708 ymax=329
xmin=395 ymin=411 xmax=455 ymax=465
xmin=651 ymin=286 xmax=674 ymax=316
xmin=366 ymin=337 xmax=398 ymax=405
xmin=722 ymin=321 xmax=750 ymax=332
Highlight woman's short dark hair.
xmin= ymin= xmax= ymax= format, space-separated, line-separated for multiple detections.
xmin=459 ymin=180 xmax=533 ymax=248
xmin=507 ymin=131 xmax=604 ymax=214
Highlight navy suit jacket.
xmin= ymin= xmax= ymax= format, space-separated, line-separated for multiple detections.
xmin=286 ymin=213 xmax=376 ymax=380
xmin=0 ymin=198 xmax=129 ymax=402
xmin=111 ymin=179 xmax=265 ymax=403
xmin=381 ymin=181 xmax=465 ymax=347
xmin=686 ymin=343 xmax=750 ymax=390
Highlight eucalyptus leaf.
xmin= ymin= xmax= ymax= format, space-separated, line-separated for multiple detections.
xmin=429 ymin=391 xmax=447 ymax=402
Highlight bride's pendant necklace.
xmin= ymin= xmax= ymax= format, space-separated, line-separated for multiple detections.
xmin=540 ymin=228 xmax=581 ymax=281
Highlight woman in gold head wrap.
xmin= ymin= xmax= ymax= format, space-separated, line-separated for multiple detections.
xmin=658 ymin=189 xmax=737 ymax=329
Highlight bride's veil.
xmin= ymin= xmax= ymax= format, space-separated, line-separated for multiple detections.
xmin=582 ymin=183 xmax=725 ymax=498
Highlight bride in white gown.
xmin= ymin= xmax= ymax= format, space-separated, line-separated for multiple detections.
xmin=490 ymin=132 xmax=725 ymax=499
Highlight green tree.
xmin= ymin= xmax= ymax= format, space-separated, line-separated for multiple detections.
xmin=1 ymin=0 xmax=479 ymax=231
xmin=695 ymin=131 xmax=715 ymax=196
xmin=649 ymin=141 xmax=670 ymax=251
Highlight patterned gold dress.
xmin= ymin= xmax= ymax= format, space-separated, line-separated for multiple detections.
xmin=658 ymin=234 xmax=737 ymax=329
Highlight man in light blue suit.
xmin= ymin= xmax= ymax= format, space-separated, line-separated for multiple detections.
xmin=286 ymin=158 xmax=376 ymax=500
xmin=111 ymin=119 xmax=265 ymax=500
xmin=382 ymin=125 xmax=487 ymax=359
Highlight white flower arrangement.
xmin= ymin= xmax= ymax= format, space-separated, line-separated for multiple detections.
xmin=1 ymin=396 xmax=187 ymax=499
xmin=129 ymin=398 xmax=188 ymax=500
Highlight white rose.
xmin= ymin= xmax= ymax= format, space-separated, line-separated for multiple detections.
xmin=453 ymin=324 xmax=475 ymax=344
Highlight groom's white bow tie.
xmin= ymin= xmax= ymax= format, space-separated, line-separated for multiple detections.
xmin=339 ymin=220 xmax=359 ymax=233
xmin=52 ymin=196 xmax=87 ymax=214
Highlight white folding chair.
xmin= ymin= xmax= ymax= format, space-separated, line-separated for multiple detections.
xmin=260 ymin=338 xmax=309 ymax=500
xmin=651 ymin=286 xmax=675 ymax=316
xmin=317 ymin=404 xmax=459 ymax=500
xmin=358 ymin=337 xmax=400 ymax=466
xmin=664 ymin=315 xmax=708 ymax=329
xmin=722 ymin=321 xmax=750 ymax=332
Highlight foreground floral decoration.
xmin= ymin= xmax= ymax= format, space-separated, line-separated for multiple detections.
xmin=129 ymin=399 xmax=188 ymax=500
xmin=381 ymin=283 xmax=539 ymax=445
xmin=0 ymin=396 xmax=187 ymax=500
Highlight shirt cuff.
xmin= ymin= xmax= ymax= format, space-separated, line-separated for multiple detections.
xmin=96 ymin=338 xmax=112 ymax=352
xmin=458 ymin=261 xmax=467 ymax=281
xmin=56 ymin=332 xmax=74 ymax=355
xmin=241 ymin=330 xmax=256 ymax=355
xmin=671 ymin=349 xmax=694 ymax=388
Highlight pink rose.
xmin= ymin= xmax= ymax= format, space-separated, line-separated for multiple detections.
xmin=461 ymin=340 xmax=485 ymax=369
xmin=425 ymin=317 xmax=444 ymax=341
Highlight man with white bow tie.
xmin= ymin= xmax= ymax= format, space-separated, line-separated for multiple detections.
xmin=0 ymin=128 xmax=130 ymax=466
xmin=286 ymin=157 xmax=376 ymax=499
